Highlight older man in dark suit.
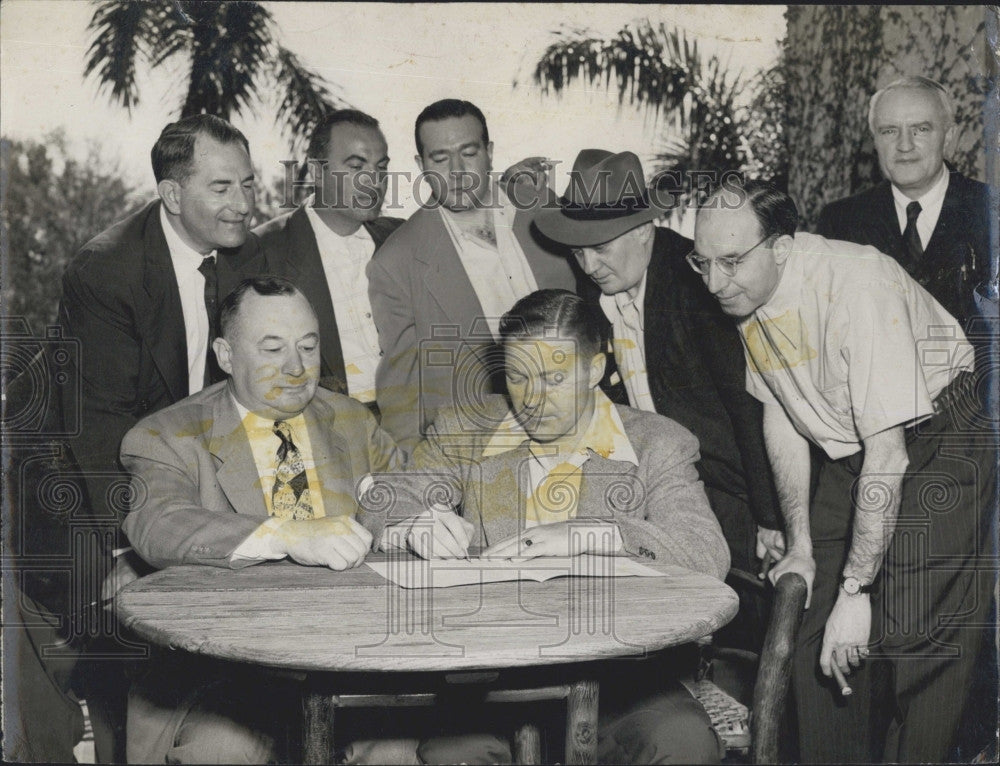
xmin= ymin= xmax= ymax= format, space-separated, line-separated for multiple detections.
xmin=816 ymin=76 xmax=993 ymax=356
xmin=121 ymin=276 xmax=403 ymax=763
xmin=54 ymin=114 xmax=263 ymax=761
xmin=255 ymin=110 xmax=404 ymax=404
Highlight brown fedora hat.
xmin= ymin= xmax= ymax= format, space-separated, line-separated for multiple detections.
xmin=534 ymin=149 xmax=670 ymax=247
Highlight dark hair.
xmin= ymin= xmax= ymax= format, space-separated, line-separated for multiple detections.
xmin=498 ymin=289 xmax=605 ymax=360
xmin=414 ymin=99 xmax=489 ymax=156
xmin=306 ymin=109 xmax=382 ymax=161
xmin=219 ymin=275 xmax=304 ymax=339
xmin=151 ymin=114 xmax=250 ymax=183
xmin=741 ymin=179 xmax=799 ymax=238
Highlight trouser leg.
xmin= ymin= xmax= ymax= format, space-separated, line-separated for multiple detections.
xmin=1 ymin=589 xmax=85 ymax=763
xmin=877 ymin=434 xmax=995 ymax=762
xmin=791 ymin=451 xmax=877 ymax=763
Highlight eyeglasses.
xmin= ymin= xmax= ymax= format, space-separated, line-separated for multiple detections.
xmin=685 ymin=235 xmax=772 ymax=278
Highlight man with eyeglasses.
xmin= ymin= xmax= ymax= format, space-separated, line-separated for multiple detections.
xmin=693 ymin=178 xmax=992 ymax=763
xmin=533 ymin=151 xmax=781 ymax=650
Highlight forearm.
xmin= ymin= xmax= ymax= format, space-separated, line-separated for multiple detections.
xmin=845 ymin=427 xmax=908 ymax=582
xmin=762 ymin=403 xmax=812 ymax=553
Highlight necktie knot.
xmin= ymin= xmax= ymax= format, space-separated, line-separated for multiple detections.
xmin=906 ymin=200 xmax=922 ymax=224
xmin=198 ymin=254 xmax=217 ymax=277
xmin=273 ymin=420 xmax=295 ymax=461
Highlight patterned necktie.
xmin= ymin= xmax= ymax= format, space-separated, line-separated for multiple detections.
xmin=198 ymin=254 xmax=222 ymax=388
xmin=902 ymin=200 xmax=923 ymax=268
xmin=271 ymin=421 xmax=313 ymax=519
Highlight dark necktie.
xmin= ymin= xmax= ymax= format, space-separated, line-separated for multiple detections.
xmin=198 ymin=254 xmax=222 ymax=387
xmin=271 ymin=421 xmax=313 ymax=519
xmin=902 ymin=200 xmax=923 ymax=268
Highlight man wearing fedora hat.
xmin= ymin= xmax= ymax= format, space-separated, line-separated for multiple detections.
xmin=534 ymin=151 xmax=781 ymax=640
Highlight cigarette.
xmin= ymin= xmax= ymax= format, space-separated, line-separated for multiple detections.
xmin=831 ymin=664 xmax=852 ymax=696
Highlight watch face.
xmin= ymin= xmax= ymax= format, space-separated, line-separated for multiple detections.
xmin=843 ymin=577 xmax=861 ymax=595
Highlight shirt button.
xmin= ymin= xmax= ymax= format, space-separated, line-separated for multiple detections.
xmin=365 ymin=312 xmax=371 ymax=318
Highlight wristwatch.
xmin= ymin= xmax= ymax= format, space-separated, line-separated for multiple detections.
xmin=840 ymin=575 xmax=874 ymax=596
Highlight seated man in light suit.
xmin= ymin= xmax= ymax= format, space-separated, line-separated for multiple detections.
xmin=367 ymin=289 xmax=729 ymax=764
xmin=120 ymin=275 xmax=404 ymax=763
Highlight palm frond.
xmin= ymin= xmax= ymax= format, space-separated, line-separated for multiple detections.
xmin=272 ymin=47 xmax=348 ymax=153
xmin=532 ymin=21 xmax=698 ymax=116
xmin=84 ymin=0 xmax=163 ymax=111
xmin=179 ymin=1 xmax=273 ymax=120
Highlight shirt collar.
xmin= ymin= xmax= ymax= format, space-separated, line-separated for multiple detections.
xmin=890 ymin=164 xmax=949 ymax=212
xmin=598 ymin=265 xmax=648 ymax=326
xmin=481 ymin=389 xmax=638 ymax=466
xmin=303 ymin=194 xmax=374 ymax=243
xmin=231 ymin=392 xmax=305 ymax=433
xmin=160 ymin=204 xmax=215 ymax=270
xmin=745 ymin=231 xmax=813 ymax=320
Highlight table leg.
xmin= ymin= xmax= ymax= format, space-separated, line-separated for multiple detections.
xmin=302 ymin=690 xmax=336 ymax=764
xmin=565 ymin=679 xmax=598 ymax=764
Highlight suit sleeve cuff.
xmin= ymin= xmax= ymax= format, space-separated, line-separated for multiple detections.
xmin=230 ymin=517 xmax=290 ymax=563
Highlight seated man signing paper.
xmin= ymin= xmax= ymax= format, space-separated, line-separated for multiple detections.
xmin=368 ymin=289 xmax=730 ymax=764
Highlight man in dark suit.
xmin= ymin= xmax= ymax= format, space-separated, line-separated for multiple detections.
xmin=255 ymin=110 xmax=404 ymax=404
xmin=120 ymin=276 xmax=403 ymax=762
xmin=368 ymin=99 xmax=578 ymax=454
xmin=533 ymin=151 xmax=780 ymax=586
xmin=815 ymin=76 xmax=992 ymax=353
xmin=54 ymin=114 xmax=263 ymax=760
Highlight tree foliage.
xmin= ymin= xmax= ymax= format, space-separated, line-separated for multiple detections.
xmin=84 ymin=0 xmax=346 ymax=152
xmin=529 ymin=20 xmax=787 ymax=208
xmin=1 ymin=132 xmax=141 ymax=333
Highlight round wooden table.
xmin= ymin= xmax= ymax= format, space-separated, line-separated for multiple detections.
xmin=117 ymin=554 xmax=738 ymax=763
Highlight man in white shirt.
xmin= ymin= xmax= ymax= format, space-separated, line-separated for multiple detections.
xmin=367 ymin=99 xmax=578 ymax=454
xmin=694 ymin=178 xmax=993 ymax=763
xmin=120 ymin=276 xmax=404 ymax=762
xmin=256 ymin=110 xmax=405 ymax=406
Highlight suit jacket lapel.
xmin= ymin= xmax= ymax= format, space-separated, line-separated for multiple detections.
xmin=208 ymin=388 xmax=270 ymax=518
xmin=579 ymin=453 xmax=631 ymax=522
xmin=285 ymin=208 xmax=349 ymax=390
xmin=475 ymin=448 xmax=528 ymax=547
xmin=868 ymin=182 xmax=905 ymax=259
xmin=416 ymin=210 xmax=486 ymax=326
xmin=300 ymin=396 xmax=354 ymax=516
xmin=139 ymin=201 xmax=189 ymax=401
xmin=923 ymin=174 xmax=965 ymax=262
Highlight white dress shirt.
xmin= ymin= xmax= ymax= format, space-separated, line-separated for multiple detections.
xmin=440 ymin=188 xmax=538 ymax=339
xmin=599 ymin=270 xmax=656 ymax=413
xmin=304 ymin=201 xmax=381 ymax=402
xmin=160 ymin=205 xmax=213 ymax=396
xmin=891 ymin=165 xmax=950 ymax=249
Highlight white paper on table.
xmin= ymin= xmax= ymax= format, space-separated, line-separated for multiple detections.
xmin=365 ymin=554 xmax=667 ymax=589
